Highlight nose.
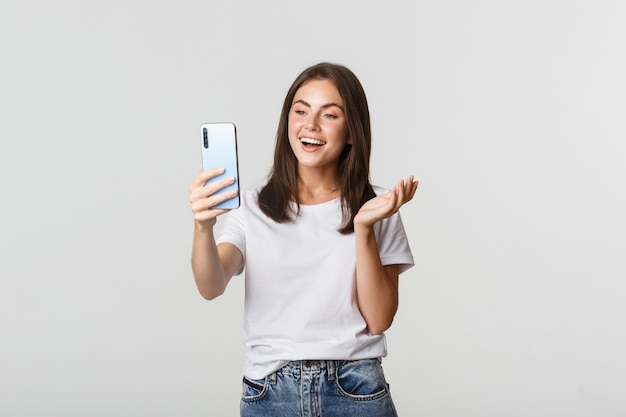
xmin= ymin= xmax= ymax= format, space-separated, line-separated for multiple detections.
xmin=305 ymin=117 xmax=319 ymax=131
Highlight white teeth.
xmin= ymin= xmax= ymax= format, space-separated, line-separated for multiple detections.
xmin=301 ymin=137 xmax=325 ymax=146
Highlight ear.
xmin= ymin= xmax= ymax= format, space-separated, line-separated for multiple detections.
xmin=347 ymin=136 xmax=353 ymax=145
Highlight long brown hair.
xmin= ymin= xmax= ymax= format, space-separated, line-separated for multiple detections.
xmin=258 ymin=62 xmax=375 ymax=234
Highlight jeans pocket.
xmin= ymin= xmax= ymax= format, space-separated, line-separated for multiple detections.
xmin=335 ymin=359 xmax=389 ymax=401
xmin=241 ymin=376 xmax=268 ymax=402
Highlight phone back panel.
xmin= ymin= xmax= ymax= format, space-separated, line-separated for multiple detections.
xmin=200 ymin=122 xmax=240 ymax=209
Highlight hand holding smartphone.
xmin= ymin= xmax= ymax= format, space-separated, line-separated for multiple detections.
xmin=200 ymin=122 xmax=240 ymax=209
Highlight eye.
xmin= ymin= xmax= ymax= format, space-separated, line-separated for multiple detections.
xmin=323 ymin=113 xmax=338 ymax=119
xmin=293 ymin=109 xmax=306 ymax=115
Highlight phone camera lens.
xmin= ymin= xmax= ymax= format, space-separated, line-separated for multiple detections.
xmin=203 ymin=128 xmax=208 ymax=148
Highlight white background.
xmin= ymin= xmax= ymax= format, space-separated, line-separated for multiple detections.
xmin=1 ymin=1 xmax=625 ymax=416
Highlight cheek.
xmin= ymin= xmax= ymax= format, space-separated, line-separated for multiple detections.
xmin=287 ymin=121 xmax=300 ymax=141
xmin=336 ymin=124 xmax=350 ymax=143
xmin=288 ymin=112 xmax=302 ymax=127
xmin=287 ymin=121 xmax=300 ymax=140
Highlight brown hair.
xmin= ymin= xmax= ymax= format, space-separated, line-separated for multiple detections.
xmin=258 ymin=62 xmax=375 ymax=234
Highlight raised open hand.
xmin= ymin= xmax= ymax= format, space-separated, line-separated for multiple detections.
xmin=354 ymin=176 xmax=418 ymax=228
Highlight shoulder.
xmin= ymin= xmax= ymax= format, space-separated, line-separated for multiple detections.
xmin=233 ymin=187 xmax=267 ymax=217
xmin=239 ymin=187 xmax=263 ymax=205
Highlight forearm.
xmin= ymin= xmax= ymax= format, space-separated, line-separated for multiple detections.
xmin=354 ymin=224 xmax=399 ymax=335
xmin=191 ymin=222 xmax=229 ymax=300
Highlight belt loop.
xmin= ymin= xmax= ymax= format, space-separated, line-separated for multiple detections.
xmin=327 ymin=360 xmax=336 ymax=381
xmin=291 ymin=360 xmax=300 ymax=379
xmin=269 ymin=370 xmax=277 ymax=385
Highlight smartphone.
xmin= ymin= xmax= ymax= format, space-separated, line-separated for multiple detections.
xmin=200 ymin=122 xmax=240 ymax=209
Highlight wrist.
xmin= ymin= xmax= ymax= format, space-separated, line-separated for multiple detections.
xmin=194 ymin=218 xmax=217 ymax=233
xmin=353 ymin=221 xmax=375 ymax=236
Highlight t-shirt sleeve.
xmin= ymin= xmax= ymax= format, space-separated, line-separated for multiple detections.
xmin=375 ymin=210 xmax=415 ymax=275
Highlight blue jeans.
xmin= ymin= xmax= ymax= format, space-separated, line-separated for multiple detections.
xmin=240 ymin=359 xmax=398 ymax=417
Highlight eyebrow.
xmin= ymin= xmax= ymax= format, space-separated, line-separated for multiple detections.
xmin=293 ymin=99 xmax=344 ymax=111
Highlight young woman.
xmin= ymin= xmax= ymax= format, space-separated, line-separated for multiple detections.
xmin=189 ymin=62 xmax=418 ymax=417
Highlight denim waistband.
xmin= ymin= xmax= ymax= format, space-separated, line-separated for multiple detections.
xmin=276 ymin=360 xmax=349 ymax=380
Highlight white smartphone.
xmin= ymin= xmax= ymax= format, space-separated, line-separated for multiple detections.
xmin=200 ymin=122 xmax=240 ymax=209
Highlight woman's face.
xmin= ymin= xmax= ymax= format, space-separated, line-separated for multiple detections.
xmin=288 ymin=79 xmax=351 ymax=173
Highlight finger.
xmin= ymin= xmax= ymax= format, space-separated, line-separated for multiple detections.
xmin=191 ymin=190 xmax=235 ymax=217
xmin=391 ymin=177 xmax=415 ymax=211
xmin=401 ymin=176 xmax=418 ymax=202
xmin=203 ymin=188 xmax=239 ymax=210
xmin=394 ymin=180 xmax=408 ymax=212
xmin=206 ymin=175 xmax=236 ymax=194
xmin=190 ymin=173 xmax=234 ymax=200
xmin=408 ymin=179 xmax=418 ymax=200
xmin=401 ymin=179 xmax=413 ymax=202
xmin=192 ymin=167 xmax=226 ymax=188
xmin=192 ymin=192 xmax=234 ymax=212
xmin=408 ymin=176 xmax=418 ymax=198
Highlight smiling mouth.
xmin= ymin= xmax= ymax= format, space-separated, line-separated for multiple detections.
xmin=300 ymin=137 xmax=326 ymax=147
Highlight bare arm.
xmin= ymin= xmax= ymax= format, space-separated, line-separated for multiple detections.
xmin=189 ymin=167 xmax=243 ymax=300
xmin=353 ymin=176 xmax=418 ymax=334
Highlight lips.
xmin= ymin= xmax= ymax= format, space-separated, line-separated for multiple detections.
xmin=300 ymin=137 xmax=326 ymax=146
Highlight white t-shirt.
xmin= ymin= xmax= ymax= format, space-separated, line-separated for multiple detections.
xmin=217 ymin=186 xmax=414 ymax=379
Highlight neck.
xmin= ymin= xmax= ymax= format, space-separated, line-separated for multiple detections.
xmin=296 ymin=170 xmax=341 ymax=205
